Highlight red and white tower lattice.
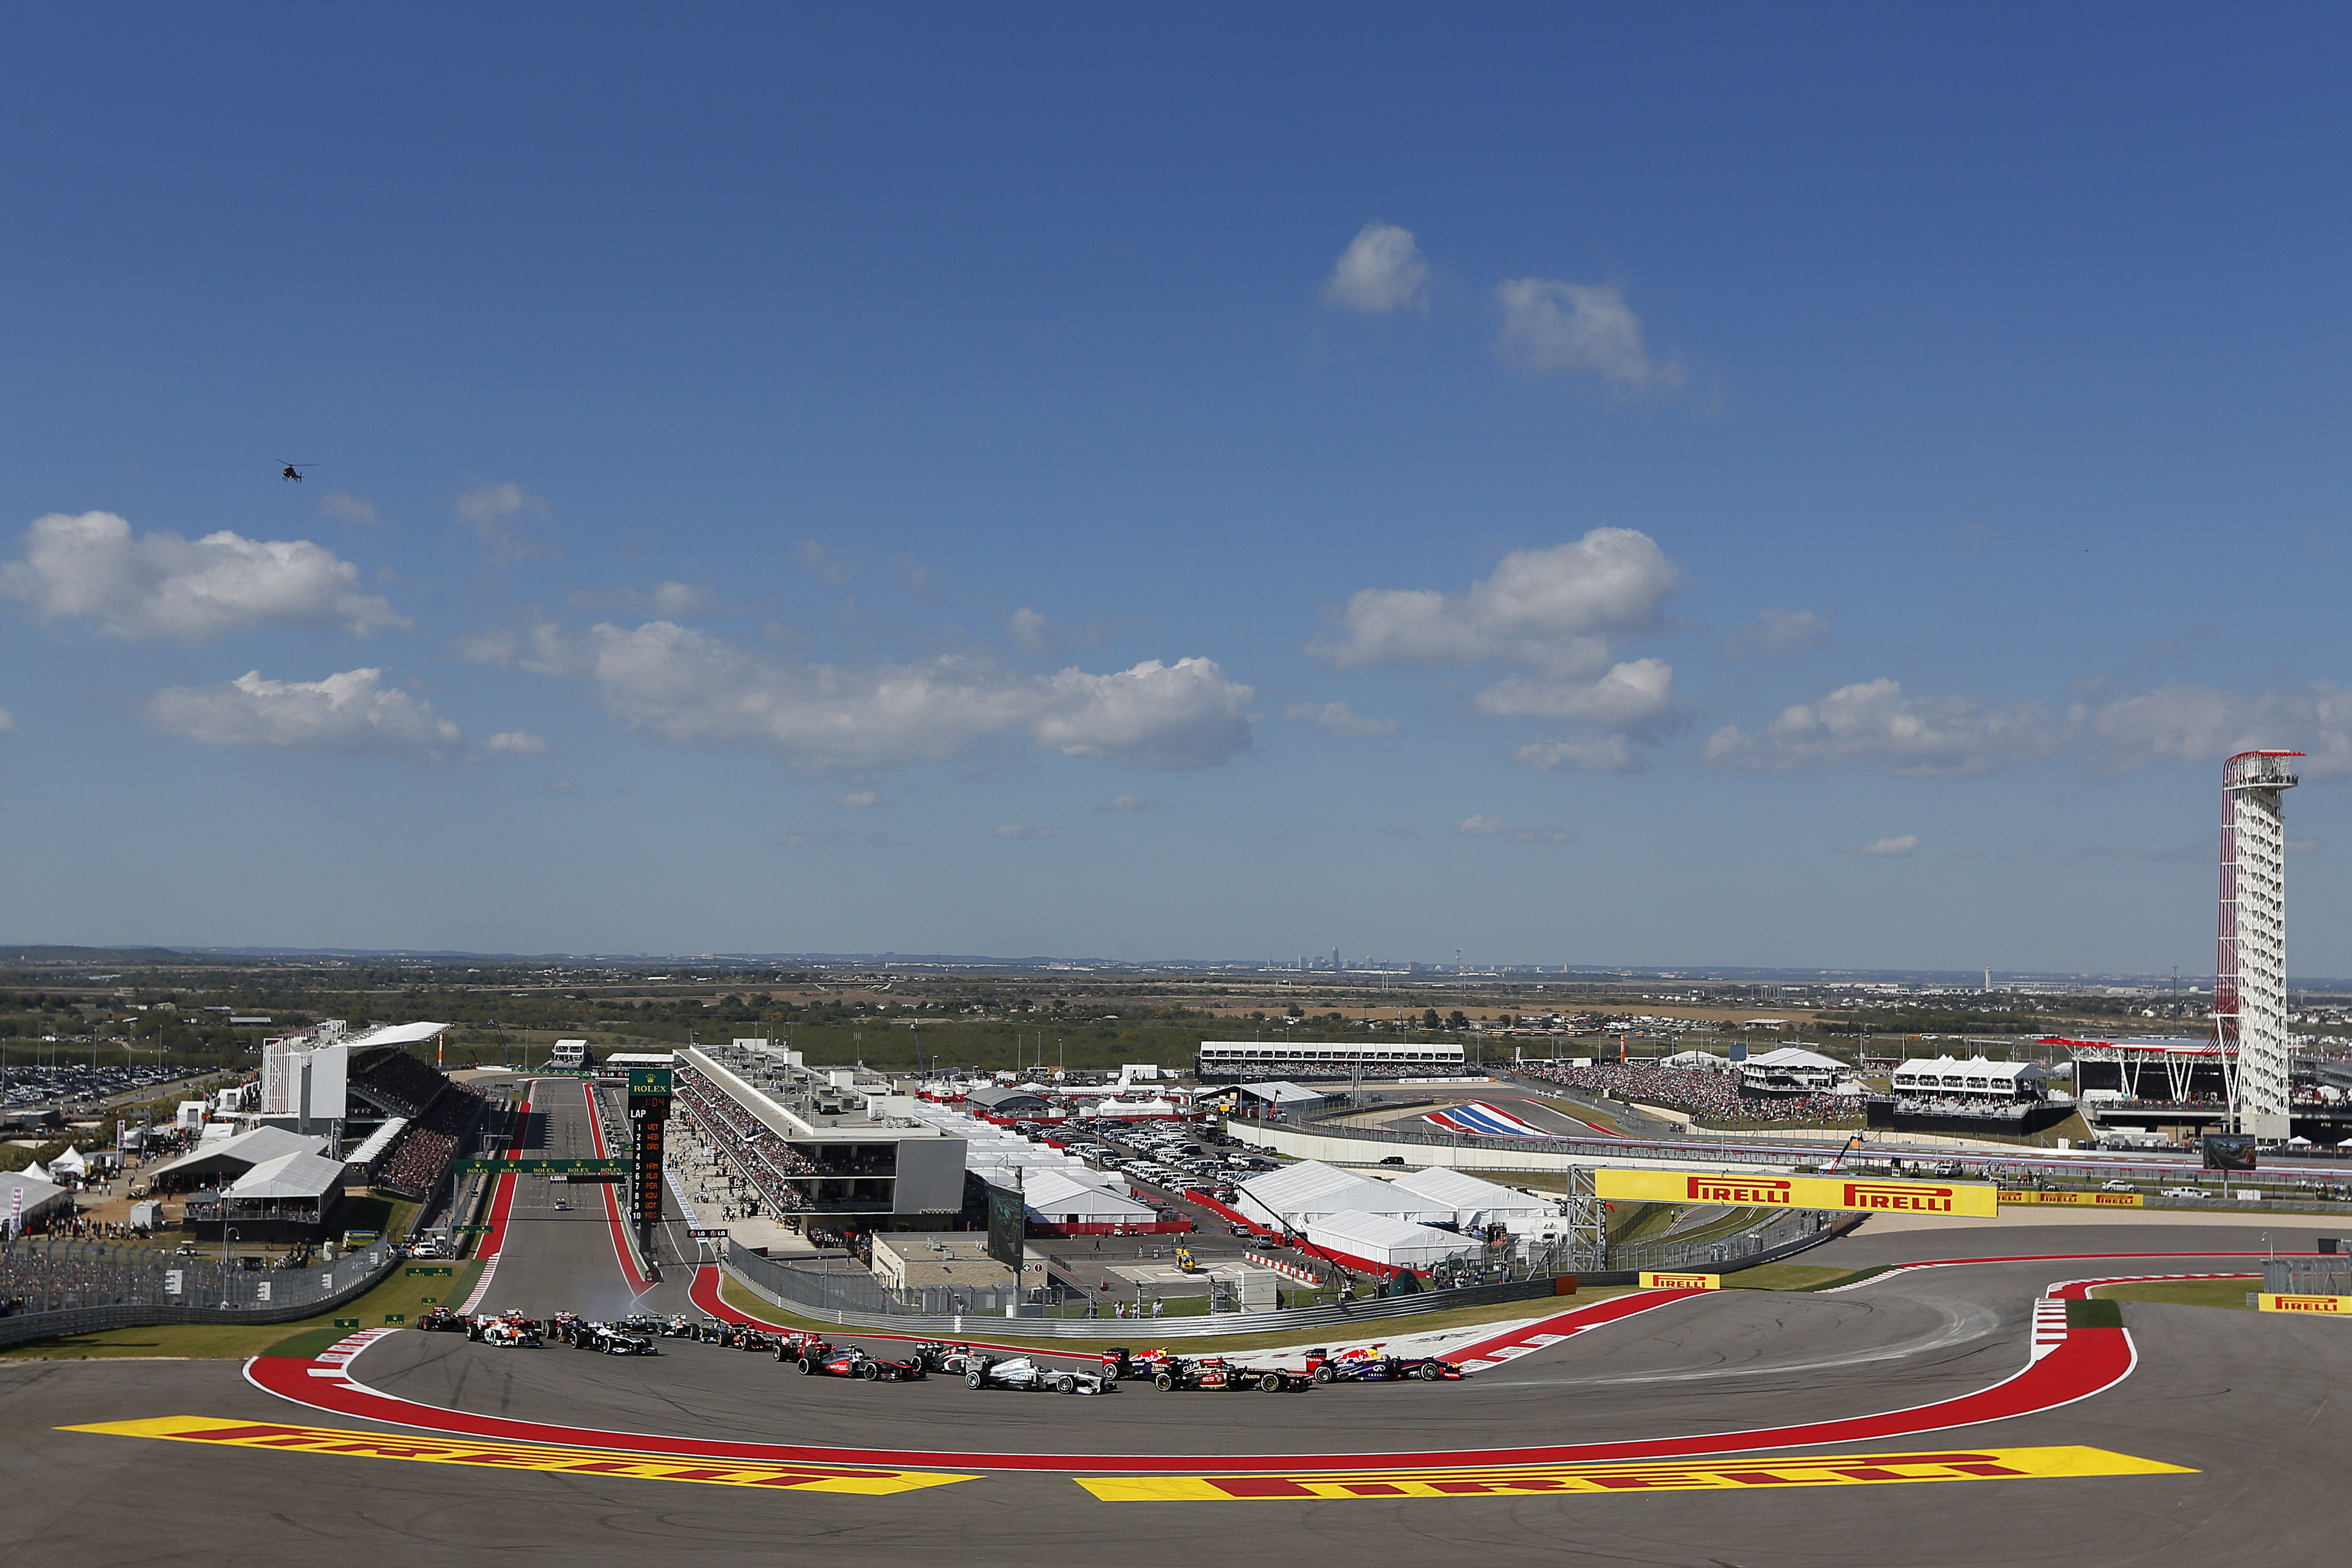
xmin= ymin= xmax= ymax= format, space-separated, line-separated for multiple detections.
xmin=2214 ymin=749 xmax=2301 ymax=1139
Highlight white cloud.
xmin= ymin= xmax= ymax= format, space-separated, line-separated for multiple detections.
xmin=1512 ymin=735 xmax=1643 ymax=774
xmin=1839 ymin=834 xmax=1920 ymax=857
xmin=483 ymin=730 xmax=549 ymax=755
xmin=1457 ymin=813 xmax=1573 ymax=845
xmin=994 ymin=824 xmax=1055 ymax=841
xmin=2074 ymin=682 xmax=2352 ymax=779
xmin=0 ymin=708 xmax=13 ymax=734
xmin=318 ymin=491 xmax=382 ymax=529
xmin=1705 ymin=678 xmax=2055 ymax=777
xmin=796 ymin=540 xmax=854 ymax=587
xmin=1321 ymin=220 xmax=1430 ymax=314
xmin=454 ymin=481 xmax=554 ymax=562
xmin=1745 ymin=608 xmax=1830 ymax=655
xmin=1494 ymin=278 xmax=1684 ymax=391
xmin=835 ymin=791 xmax=879 ymax=807
xmin=1008 ymin=606 xmax=1050 ymax=653
xmin=1311 ymin=529 xmax=1678 ymax=673
xmin=1473 ymin=657 xmax=1678 ymax=735
xmin=2 ymin=511 xmax=407 ymax=641
xmin=145 ymin=668 xmax=458 ymax=756
xmin=1284 ymin=700 xmax=1398 ymax=736
xmin=649 ymin=582 xmax=703 ymax=617
xmin=1103 ymin=794 xmax=1155 ymax=811
xmin=528 ymin=620 xmax=1254 ymax=773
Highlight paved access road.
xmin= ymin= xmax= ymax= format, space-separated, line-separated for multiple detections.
xmin=3 ymin=1081 xmax=2346 ymax=1568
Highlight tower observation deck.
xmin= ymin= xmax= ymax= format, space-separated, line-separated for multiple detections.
xmin=2215 ymin=749 xmax=2300 ymax=1139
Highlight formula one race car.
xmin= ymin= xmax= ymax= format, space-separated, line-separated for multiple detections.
xmin=656 ymin=1314 xmax=698 ymax=1338
xmin=691 ymin=1316 xmax=734 ymax=1343
xmin=910 ymin=1340 xmax=985 ymax=1377
xmin=962 ymin=1353 xmax=1118 ymax=1394
xmin=1224 ymin=1360 xmax=1317 ymax=1392
xmin=1306 ymin=1345 xmax=1466 ymax=1383
xmin=612 ymin=1312 xmax=670 ymax=1337
xmin=796 ymin=1343 xmax=926 ymax=1381
xmin=467 ymin=1313 xmax=542 ymax=1348
xmin=417 ymin=1307 xmax=466 ymax=1332
xmin=728 ymin=1324 xmax=779 ymax=1353
xmin=1149 ymin=1355 xmax=1247 ymax=1391
xmin=575 ymin=1321 xmax=660 ymax=1355
xmin=543 ymin=1312 xmax=584 ymax=1344
xmin=1097 ymin=1346 xmax=1181 ymax=1382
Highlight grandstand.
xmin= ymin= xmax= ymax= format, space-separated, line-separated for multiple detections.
xmin=1195 ymin=1040 xmax=1471 ymax=1084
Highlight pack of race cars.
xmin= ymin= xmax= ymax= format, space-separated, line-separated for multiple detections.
xmin=411 ymin=1309 xmax=1466 ymax=1391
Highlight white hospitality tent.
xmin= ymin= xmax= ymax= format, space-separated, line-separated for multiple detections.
xmin=1 ymin=1171 xmax=72 ymax=1230
xmin=147 ymin=1126 xmax=329 ymax=1190
xmin=1234 ymin=1161 xmax=1453 ymax=1230
xmin=1020 ymin=1167 xmax=1160 ymax=1227
xmin=1303 ymin=1211 xmax=1481 ymax=1274
xmin=1387 ymin=1166 xmax=1559 ymax=1230
xmin=1659 ymin=1050 xmax=1733 ymax=1072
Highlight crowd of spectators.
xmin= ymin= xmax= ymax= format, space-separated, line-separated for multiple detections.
xmin=1517 ymin=1060 xmax=1862 ymax=1125
xmin=351 ymin=1049 xmax=450 ymax=1117
xmin=674 ymin=1070 xmax=813 ymax=1212
xmin=372 ymin=1082 xmax=484 ymax=1196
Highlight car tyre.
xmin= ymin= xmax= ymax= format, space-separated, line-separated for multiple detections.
xmin=1313 ymin=1365 xmax=1333 ymax=1384
xmin=1153 ymin=1372 xmax=1176 ymax=1391
xmin=965 ymin=1370 xmax=985 ymax=1389
xmin=859 ymin=1361 xmax=881 ymax=1381
xmin=1056 ymin=1374 xmax=1077 ymax=1394
xmin=1258 ymin=1372 xmax=1281 ymax=1392
xmin=1418 ymin=1362 xmax=1441 ymax=1381
xmin=799 ymin=1357 xmax=819 ymax=1374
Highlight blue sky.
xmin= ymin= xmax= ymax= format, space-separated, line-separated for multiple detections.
xmin=4 ymin=5 xmax=2349 ymax=972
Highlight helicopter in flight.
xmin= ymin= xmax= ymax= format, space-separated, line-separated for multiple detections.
xmin=280 ymin=462 xmax=316 ymax=482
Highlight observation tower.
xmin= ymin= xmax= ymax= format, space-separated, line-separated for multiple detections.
xmin=2214 ymin=749 xmax=2301 ymax=1139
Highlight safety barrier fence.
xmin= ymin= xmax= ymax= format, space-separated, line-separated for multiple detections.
xmin=2264 ymin=1258 xmax=2351 ymax=1296
xmin=0 ymin=1236 xmax=403 ymax=1348
xmin=716 ymin=1211 xmax=1854 ymax=1340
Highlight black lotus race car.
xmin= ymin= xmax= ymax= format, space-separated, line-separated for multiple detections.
xmin=1306 ymin=1346 xmax=1466 ymax=1383
xmin=418 ymin=1307 xmax=466 ymax=1332
xmin=796 ymin=1343 xmax=925 ymax=1381
xmin=575 ymin=1321 xmax=660 ymax=1355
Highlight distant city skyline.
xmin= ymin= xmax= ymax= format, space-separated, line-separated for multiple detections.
xmin=2 ymin=8 xmax=2347 ymax=973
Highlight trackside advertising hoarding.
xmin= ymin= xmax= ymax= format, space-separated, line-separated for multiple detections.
xmin=2257 ymin=1293 xmax=2350 ymax=1315
xmin=1639 ymin=1271 xmax=1720 ymax=1290
xmin=1594 ymin=1169 xmax=2000 ymax=1219
xmin=2000 ymin=1189 xmax=2142 ymax=1208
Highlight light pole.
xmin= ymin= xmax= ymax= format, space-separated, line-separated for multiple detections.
xmin=220 ymin=1226 xmax=240 ymax=1307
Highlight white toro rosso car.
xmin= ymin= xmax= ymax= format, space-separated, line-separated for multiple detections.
xmin=962 ymin=1352 xmax=1118 ymax=1394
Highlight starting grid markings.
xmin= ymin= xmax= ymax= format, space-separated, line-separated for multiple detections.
xmin=59 ymin=1417 xmax=976 ymax=1495
xmin=1078 ymin=1446 xmax=2193 ymax=1502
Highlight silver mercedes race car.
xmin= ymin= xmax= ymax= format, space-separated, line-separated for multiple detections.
xmin=961 ymin=1353 xmax=1118 ymax=1394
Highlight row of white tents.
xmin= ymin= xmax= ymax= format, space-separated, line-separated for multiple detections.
xmin=1230 ymin=1160 xmax=1565 ymax=1273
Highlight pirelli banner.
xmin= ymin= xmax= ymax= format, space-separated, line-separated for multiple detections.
xmin=2257 ymin=1293 xmax=2350 ymax=1315
xmin=1594 ymin=1168 xmax=2000 ymax=1219
xmin=1999 ymin=1189 xmax=2142 ymax=1209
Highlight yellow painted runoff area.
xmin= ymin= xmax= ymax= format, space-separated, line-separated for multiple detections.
xmin=1594 ymin=1168 xmax=2000 ymax=1219
xmin=1639 ymin=1272 xmax=1720 ymax=1290
xmin=2000 ymin=1190 xmax=2144 ymax=1208
xmin=1077 ymin=1446 xmax=2193 ymax=1502
xmin=59 ymin=1416 xmax=975 ymax=1495
xmin=2257 ymin=1293 xmax=2351 ymax=1315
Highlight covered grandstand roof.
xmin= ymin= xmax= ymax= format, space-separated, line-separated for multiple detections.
xmin=148 ymin=1126 xmax=329 ymax=1185
xmin=1746 ymin=1046 xmax=1845 ymax=1070
xmin=345 ymin=1117 xmax=408 ymax=1167
xmin=348 ymin=1021 xmax=451 ymax=1050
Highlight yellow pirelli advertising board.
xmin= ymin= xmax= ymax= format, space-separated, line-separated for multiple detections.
xmin=1638 ymin=1271 xmax=1720 ymax=1290
xmin=1998 ymin=1189 xmax=2143 ymax=1208
xmin=2257 ymin=1293 xmax=2350 ymax=1315
xmin=1593 ymin=1168 xmax=2000 ymax=1219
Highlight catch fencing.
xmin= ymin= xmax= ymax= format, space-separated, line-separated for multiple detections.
xmin=2263 ymin=1258 xmax=2352 ymax=1296
xmin=0 ymin=1234 xmax=403 ymax=1348
xmin=716 ymin=1211 xmax=1854 ymax=1340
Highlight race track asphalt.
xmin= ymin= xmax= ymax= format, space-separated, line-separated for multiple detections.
xmin=4 ymin=1083 xmax=2346 ymax=1568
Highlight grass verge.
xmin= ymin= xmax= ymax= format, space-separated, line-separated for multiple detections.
xmin=2089 ymin=1277 xmax=2258 ymax=1312
xmin=0 ymin=1259 xmax=483 ymax=1360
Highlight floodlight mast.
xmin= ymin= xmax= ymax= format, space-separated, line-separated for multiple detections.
xmin=2215 ymin=750 xmax=2301 ymax=1140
